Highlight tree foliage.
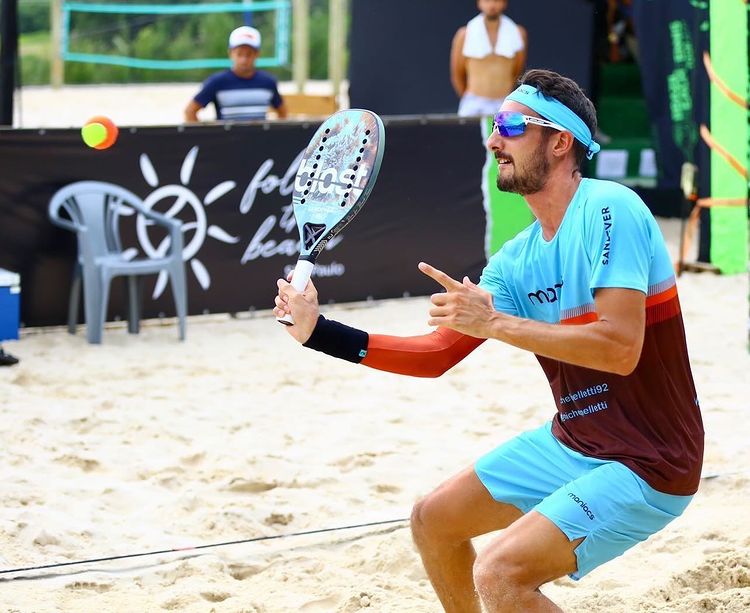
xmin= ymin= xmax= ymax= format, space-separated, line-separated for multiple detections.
xmin=19 ymin=0 xmax=50 ymax=33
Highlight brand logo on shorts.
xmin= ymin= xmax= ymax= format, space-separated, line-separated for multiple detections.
xmin=568 ymin=492 xmax=595 ymax=520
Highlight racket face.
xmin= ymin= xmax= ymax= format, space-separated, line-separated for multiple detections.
xmin=292 ymin=109 xmax=385 ymax=261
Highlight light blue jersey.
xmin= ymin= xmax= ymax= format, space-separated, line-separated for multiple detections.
xmin=478 ymin=178 xmax=703 ymax=496
xmin=479 ymin=178 xmax=671 ymax=324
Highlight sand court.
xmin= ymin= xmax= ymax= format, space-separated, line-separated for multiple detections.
xmin=1 ymin=84 xmax=748 ymax=611
xmin=0 ymin=253 xmax=749 ymax=611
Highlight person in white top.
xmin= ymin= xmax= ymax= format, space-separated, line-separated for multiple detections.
xmin=450 ymin=0 xmax=528 ymax=117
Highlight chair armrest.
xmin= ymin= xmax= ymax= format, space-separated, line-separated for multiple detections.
xmin=130 ymin=204 xmax=172 ymax=227
xmin=50 ymin=216 xmax=83 ymax=233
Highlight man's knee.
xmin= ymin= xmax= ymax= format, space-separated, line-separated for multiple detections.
xmin=472 ymin=526 xmax=577 ymax=604
xmin=410 ymin=491 xmax=463 ymax=545
xmin=411 ymin=467 xmax=518 ymax=549
xmin=410 ymin=495 xmax=442 ymax=542
xmin=472 ymin=539 xmax=529 ymax=600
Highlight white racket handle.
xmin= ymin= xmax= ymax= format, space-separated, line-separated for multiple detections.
xmin=277 ymin=259 xmax=315 ymax=325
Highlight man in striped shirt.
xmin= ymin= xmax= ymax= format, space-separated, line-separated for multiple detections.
xmin=184 ymin=26 xmax=287 ymax=123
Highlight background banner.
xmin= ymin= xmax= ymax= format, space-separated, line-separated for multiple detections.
xmin=631 ymin=0 xmax=709 ymax=191
xmin=0 ymin=119 xmax=488 ymax=327
xmin=629 ymin=0 xmax=744 ymax=269
xmin=634 ymin=0 xmax=748 ymax=273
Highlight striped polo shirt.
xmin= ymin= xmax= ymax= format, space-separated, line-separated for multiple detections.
xmin=194 ymin=69 xmax=283 ymax=121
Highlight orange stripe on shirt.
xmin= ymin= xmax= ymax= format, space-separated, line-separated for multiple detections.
xmin=646 ymin=293 xmax=681 ymax=326
xmin=561 ymin=311 xmax=599 ymax=325
xmin=646 ymin=284 xmax=678 ymax=308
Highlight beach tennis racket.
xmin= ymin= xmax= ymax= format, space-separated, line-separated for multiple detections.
xmin=277 ymin=108 xmax=385 ymax=325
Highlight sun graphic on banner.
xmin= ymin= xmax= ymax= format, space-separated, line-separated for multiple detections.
xmin=137 ymin=146 xmax=239 ymax=298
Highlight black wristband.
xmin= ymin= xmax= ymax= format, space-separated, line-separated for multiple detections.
xmin=303 ymin=315 xmax=369 ymax=363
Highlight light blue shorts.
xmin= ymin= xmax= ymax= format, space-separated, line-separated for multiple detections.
xmin=474 ymin=422 xmax=693 ymax=579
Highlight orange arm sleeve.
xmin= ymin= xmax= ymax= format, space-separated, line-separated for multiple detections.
xmin=361 ymin=327 xmax=485 ymax=378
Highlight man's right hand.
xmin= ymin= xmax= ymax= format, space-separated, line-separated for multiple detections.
xmin=274 ymin=275 xmax=320 ymax=343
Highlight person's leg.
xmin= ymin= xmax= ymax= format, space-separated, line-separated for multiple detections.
xmin=410 ymin=466 xmax=523 ymax=613
xmin=472 ymin=459 xmax=694 ymax=612
xmin=472 ymin=510 xmax=582 ymax=612
xmin=412 ymin=423 xmax=583 ymax=611
xmin=0 ymin=345 xmax=19 ymax=366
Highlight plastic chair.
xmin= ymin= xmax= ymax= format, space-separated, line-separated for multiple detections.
xmin=48 ymin=181 xmax=187 ymax=344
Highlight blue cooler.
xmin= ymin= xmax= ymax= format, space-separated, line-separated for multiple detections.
xmin=0 ymin=268 xmax=20 ymax=341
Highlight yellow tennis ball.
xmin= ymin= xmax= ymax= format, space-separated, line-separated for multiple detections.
xmin=81 ymin=116 xmax=118 ymax=150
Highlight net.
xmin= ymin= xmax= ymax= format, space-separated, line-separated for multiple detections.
xmin=62 ymin=1 xmax=291 ymax=71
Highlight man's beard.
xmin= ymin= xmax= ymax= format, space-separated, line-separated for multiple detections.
xmin=496 ymin=138 xmax=550 ymax=195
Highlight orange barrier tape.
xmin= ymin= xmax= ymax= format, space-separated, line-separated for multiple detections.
xmin=700 ymin=124 xmax=749 ymax=179
xmin=703 ymin=52 xmax=748 ymax=109
xmin=696 ymin=197 xmax=748 ymax=207
xmin=677 ymin=198 xmax=748 ymax=274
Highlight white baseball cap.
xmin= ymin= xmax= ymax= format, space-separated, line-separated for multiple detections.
xmin=228 ymin=26 xmax=261 ymax=50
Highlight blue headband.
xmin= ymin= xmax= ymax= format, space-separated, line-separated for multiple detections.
xmin=505 ymin=84 xmax=600 ymax=160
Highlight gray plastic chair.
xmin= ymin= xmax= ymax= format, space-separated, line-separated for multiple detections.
xmin=48 ymin=181 xmax=187 ymax=344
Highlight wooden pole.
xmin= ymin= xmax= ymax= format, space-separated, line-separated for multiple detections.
xmin=328 ymin=0 xmax=345 ymax=101
xmin=293 ymin=0 xmax=309 ymax=93
xmin=50 ymin=0 xmax=63 ymax=87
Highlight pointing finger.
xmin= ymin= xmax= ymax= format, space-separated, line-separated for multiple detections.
xmin=418 ymin=262 xmax=464 ymax=291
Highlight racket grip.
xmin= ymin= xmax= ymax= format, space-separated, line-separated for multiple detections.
xmin=277 ymin=259 xmax=315 ymax=326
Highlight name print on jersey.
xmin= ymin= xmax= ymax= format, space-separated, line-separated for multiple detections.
xmin=601 ymin=206 xmax=612 ymax=265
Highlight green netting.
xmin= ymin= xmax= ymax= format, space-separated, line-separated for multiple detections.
xmin=62 ymin=1 xmax=291 ymax=70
